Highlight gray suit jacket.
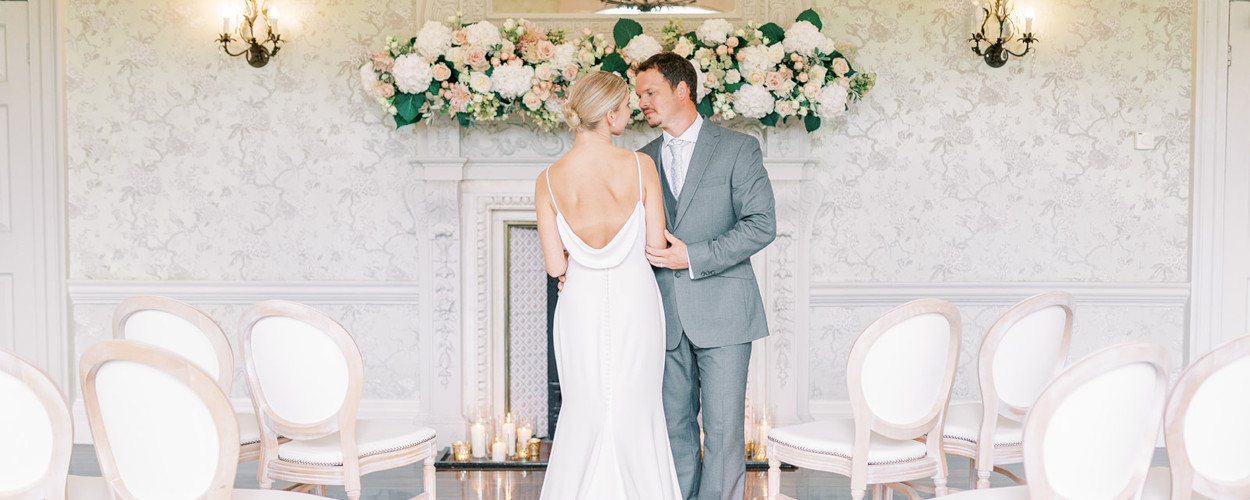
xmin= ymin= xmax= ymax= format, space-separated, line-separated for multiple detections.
xmin=640 ymin=119 xmax=776 ymax=350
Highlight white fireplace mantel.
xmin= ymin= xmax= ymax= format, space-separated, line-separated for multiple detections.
xmin=408 ymin=120 xmax=823 ymax=431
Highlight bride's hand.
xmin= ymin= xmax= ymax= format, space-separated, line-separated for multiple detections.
xmin=557 ymin=274 xmax=566 ymax=294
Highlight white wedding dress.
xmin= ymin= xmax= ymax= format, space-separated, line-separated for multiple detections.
xmin=539 ymin=153 xmax=683 ymax=500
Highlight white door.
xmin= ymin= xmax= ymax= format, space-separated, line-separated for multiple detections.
xmin=1225 ymin=0 xmax=1250 ymax=342
xmin=0 ymin=3 xmax=37 ymax=359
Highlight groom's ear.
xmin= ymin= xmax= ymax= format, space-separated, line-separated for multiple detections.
xmin=675 ymin=81 xmax=693 ymax=103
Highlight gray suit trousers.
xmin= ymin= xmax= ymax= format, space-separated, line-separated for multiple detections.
xmin=664 ymin=333 xmax=752 ymax=500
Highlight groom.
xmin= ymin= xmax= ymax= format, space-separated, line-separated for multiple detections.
xmin=636 ymin=52 xmax=776 ymax=500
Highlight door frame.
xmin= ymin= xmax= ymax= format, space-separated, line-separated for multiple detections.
xmin=23 ymin=0 xmax=68 ymax=388
xmin=1190 ymin=0 xmax=1237 ymax=361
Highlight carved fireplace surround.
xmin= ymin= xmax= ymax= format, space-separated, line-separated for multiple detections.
xmin=409 ymin=120 xmax=821 ymax=438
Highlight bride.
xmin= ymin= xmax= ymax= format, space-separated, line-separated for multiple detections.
xmin=535 ymin=71 xmax=683 ymax=499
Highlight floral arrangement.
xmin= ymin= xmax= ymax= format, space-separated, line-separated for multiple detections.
xmin=360 ymin=10 xmax=874 ymax=132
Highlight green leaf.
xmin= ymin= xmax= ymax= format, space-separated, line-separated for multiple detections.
xmin=394 ymin=93 xmax=425 ymax=121
xmin=696 ymin=95 xmax=713 ymax=117
xmin=394 ymin=111 xmax=421 ymax=129
xmin=457 ymin=112 xmax=472 ymax=128
xmin=758 ymin=23 xmax=785 ymax=44
xmin=760 ymin=112 xmax=779 ymax=127
xmin=600 ymin=52 xmax=628 ymax=76
xmin=724 ymin=82 xmax=744 ymax=93
xmin=804 ymin=114 xmax=821 ymax=132
xmin=796 ymin=9 xmax=822 ymax=30
xmin=613 ymin=18 xmax=644 ymax=48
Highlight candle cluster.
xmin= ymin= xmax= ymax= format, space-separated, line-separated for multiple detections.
xmin=455 ymin=411 xmax=540 ymax=462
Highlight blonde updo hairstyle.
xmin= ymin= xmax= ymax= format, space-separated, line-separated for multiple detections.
xmin=562 ymin=71 xmax=629 ymax=132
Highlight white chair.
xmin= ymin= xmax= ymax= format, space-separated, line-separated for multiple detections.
xmin=238 ymin=300 xmax=437 ymax=500
xmin=942 ymin=342 xmax=1171 ymax=499
xmin=78 ymin=339 xmax=322 ymax=500
xmin=113 ymin=296 xmax=263 ymax=463
xmin=767 ymin=299 xmax=962 ymax=500
xmin=943 ymin=292 xmax=1074 ymax=489
xmin=0 ymin=348 xmax=107 ymax=500
xmin=1140 ymin=335 xmax=1250 ymax=500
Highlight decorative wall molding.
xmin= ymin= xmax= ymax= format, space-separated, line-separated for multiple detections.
xmin=66 ymin=280 xmax=421 ymax=305
xmin=809 ymin=282 xmax=1190 ymax=308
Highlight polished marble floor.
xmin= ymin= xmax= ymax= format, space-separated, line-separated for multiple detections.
xmin=69 ymin=444 xmax=1165 ymax=499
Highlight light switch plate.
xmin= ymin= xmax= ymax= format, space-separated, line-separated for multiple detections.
xmin=1134 ymin=131 xmax=1155 ymax=150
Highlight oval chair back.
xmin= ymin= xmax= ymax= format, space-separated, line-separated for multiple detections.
xmin=0 ymin=348 xmax=73 ymax=500
xmin=981 ymin=291 xmax=1074 ymax=421
xmin=238 ymin=300 xmax=363 ymax=444
xmin=113 ymin=296 xmax=233 ymax=391
xmin=79 ymin=340 xmax=241 ymax=500
xmin=1022 ymin=342 xmax=1170 ymax=499
xmin=1161 ymin=335 xmax=1250 ymax=498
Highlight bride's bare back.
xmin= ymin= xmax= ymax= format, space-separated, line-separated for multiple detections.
xmin=536 ymin=141 xmax=666 ymax=277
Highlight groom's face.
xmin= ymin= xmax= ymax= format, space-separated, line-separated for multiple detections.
xmin=636 ymin=69 xmax=685 ymax=129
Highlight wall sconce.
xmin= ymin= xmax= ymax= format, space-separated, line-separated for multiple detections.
xmin=218 ymin=0 xmax=282 ymax=68
xmin=970 ymin=0 xmax=1037 ymax=68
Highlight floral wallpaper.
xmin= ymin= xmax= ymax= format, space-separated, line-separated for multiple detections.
xmin=64 ymin=0 xmax=1194 ymax=407
xmin=805 ymin=0 xmax=1191 ymax=283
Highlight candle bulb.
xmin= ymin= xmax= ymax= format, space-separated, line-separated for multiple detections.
xmin=221 ymin=8 xmax=232 ymax=34
xmin=502 ymin=413 xmax=517 ymax=456
xmin=268 ymin=5 xmax=279 ymax=34
xmin=1023 ymin=6 xmax=1034 ymax=33
xmin=470 ymin=420 xmax=487 ymax=458
xmin=491 ymin=437 xmax=506 ymax=461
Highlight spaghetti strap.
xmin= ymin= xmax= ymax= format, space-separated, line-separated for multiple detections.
xmin=634 ymin=152 xmax=643 ymax=204
xmin=546 ymin=169 xmax=561 ymax=215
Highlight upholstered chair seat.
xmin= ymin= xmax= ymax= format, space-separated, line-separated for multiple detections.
xmin=767 ymin=419 xmax=929 ymax=465
xmin=941 ymin=402 xmax=1024 ymax=449
xmin=277 ymin=421 xmax=437 ymax=466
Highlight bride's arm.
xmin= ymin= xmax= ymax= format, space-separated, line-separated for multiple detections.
xmin=638 ymin=155 xmax=667 ymax=250
xmin=535 ymin=171 xmax=568 ymax=278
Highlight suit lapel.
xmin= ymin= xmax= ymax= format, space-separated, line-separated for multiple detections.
xmin=674 ymin=121 xmax=721 ymax=227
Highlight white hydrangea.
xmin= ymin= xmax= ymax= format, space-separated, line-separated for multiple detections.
xmin=732 ymin=84 xmax=775 ymax=118
xmin=818 ymin=36 xmax=837 ymax=55
xmin=783 ymin=21 xmax=824 ymax=57
xmin=690 ymin=59 xmax=708 ymax=101
xmin=491 ymin=64 xmax=536 ymax=99
xmin=696 ymin=18 xmax=734 ymax=45
xmin=623 ymin=34 xmax=662 ymax=62
xmin=815 ymin=84 xmax=848 ymax=118
xmin=469 ymin=71 xmax=492 ymax=94
xmin=392 ymin=54 xmax=433 ymax=94
xmin=673 ymin=37 xmax=695 ymax=58
xmin=465 ymin=21 xmax=501 ymax=48
xmin=551 ymin=43 xmax=578 ymax=69
xmin=736 ymin=45 xmax=775 ymax=77
xmin=414 ymin=21 xmax=453 ymax=58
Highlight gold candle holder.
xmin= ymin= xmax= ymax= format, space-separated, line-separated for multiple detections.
xmin=744 ymin=440 xmax=756 ymax=459
xmin=526 ymin=438 xmax=541 ymax=460
xmin=452 ymin=441 xmax=470 ymax=461
xmin=515 ymin=442 xmax=530 ymax=460
xmin=753 ymin=441 xmax=768 ymax=461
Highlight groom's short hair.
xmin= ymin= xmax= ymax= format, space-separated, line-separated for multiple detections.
xmin=638 ymin=52 xmax=697 ymax=104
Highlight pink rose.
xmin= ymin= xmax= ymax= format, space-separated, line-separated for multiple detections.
xmin=372 ymin=81 xmax=395 ymax=99
xmin=452 ymin=29 xmax=469 ymax=46
xmin=796 ymin=72 xmax=809 ymax=83
xmin=534 ymin=84 xmax=551 ymax=101
xmin=747 ymin=71 xmax=765 ymax=86
xmin=832 ymin=57 xmax=850 ymax=77
xmin=726 ymin=37 xmax=739 ymax=48
xmin=765 ymin=70 xmax=789 ymax=91
xmin=432 ymin=63 xmax=452 ymax=81
xmin=465 ymin=46 xmax=489 ymax=71
xmin=561 ymin=64 xmax=578 ymax=81
xmin=534 ymin=40 xmax=556 ymax=61
xmin=534 ymin=63 xmax=553 ymax=81
xmin=371 ymin=54 xmax=395 ymax=73
xmin=523 ymin=92 xmax=543 ymax=110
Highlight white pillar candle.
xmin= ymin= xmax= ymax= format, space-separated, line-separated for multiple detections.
xmin=517 ymin=424 xmax=533 ymax=449
xmin=502 ymin=414 xmax=517 ymax=456
xmin=470 ymin=421 xmax=487 ymax=458
xmin=491 ymin=438 xmax=506 ymax=461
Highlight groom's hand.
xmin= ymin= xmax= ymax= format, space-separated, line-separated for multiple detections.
xmin=646 ymin=231 xmax=689 ymax=270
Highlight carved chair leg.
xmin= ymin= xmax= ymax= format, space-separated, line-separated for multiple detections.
xmin=423 ymin=455 xmax=437 ymax=499
xmin=873 ymin=484 xmax=886 ymax=499
xmin=768 ymin=457 xmax=781 ymax=500
xmin=852 ymin=489 xmax=865 ymax=500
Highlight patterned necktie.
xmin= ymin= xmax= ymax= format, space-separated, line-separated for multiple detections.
xmin=665 ymin=138 xmax=690 ymax=197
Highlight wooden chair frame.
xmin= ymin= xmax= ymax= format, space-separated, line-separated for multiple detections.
xmin=238 ymin=300 xmax=436 ymax=500
xmin=0 ymin=348 xmax=74 ymax=500
xmin=1020 ymin=342 xmax=1170 ymax=499
xmin=79 ymin=340 xmax=241 ymax=500
xmin=945 ymin=291 xmax=1074 ymax=489
xmin=1158 ymin=335 xmax=1250 ymax=498
xmin=768 ymin=299 xmax=962 ymax=500
xmin=112 ymin=296 xmax=262 ymax=463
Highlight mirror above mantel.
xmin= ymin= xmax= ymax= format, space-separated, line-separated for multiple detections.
xmin=422 ymin=0 xmax=793 ymax=31
xmin=490 ymin=0 xmax=734 ymax=17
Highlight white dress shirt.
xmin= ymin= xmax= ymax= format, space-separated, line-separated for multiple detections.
xmin=660 ymin=114 xmax=703 ymax=278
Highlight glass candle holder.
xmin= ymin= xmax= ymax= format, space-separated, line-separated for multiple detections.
xmin=452 ymin=441 xmax=471 ymax=461
xmin=526 ymin=438 xmax=541 ymax=460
